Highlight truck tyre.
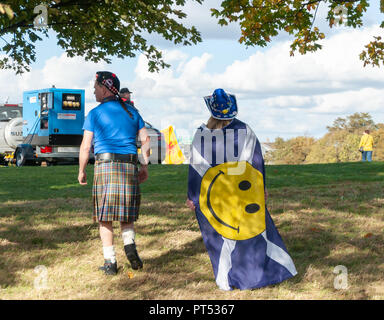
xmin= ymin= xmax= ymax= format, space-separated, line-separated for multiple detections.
xmin=15 ymin=148 xmax=26 ymax=167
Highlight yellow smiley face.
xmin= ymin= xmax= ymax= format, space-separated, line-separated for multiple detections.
xmin=199 ymin=161 xmax=266 ymax=240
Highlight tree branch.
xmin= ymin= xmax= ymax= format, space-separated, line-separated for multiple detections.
xmin=0 ymin=0 xmax=99 ymax=36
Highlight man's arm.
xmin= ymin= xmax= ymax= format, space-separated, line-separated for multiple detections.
xmin=137 ymin=127 xmax=150 ymax=183
xmin=359 ymin=136 xmax=364 ymax=149
xmin=78 ymin=130 xmax=94 ymax=185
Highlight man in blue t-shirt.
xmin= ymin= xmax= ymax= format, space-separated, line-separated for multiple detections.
xmin=78 ymin=71 xmax=150 ymax=275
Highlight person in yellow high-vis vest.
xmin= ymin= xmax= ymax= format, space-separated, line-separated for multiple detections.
xmin=359 ymin=129 xmax=374 ymax=162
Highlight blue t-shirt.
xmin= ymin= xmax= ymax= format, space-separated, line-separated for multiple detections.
xmin=83 ymin=100 xmax=145 ymax=155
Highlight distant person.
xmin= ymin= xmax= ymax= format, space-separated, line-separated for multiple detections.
xmin=186 ymin=88 xmax=297 ymax=290
xmin=359 ymin=129 xmax=374 ymax=162
xmin=78 ymin=71 xmax=150 ymax=275
xmin=119 ymin=87 xmax=137 ymax=110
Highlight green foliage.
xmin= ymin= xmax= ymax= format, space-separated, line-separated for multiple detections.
xmin=268 ymin=136 xmax=315 ymax=165
xmin=2 ymin=1 xmax=383 ymax=73
xmin=305 ymin=132 xmax=338 ymax=164
xmin=211 ymin=0 xmax=383 ymax=67
xmin=326 ymin=112 xmax=376 ymax=133
xmin=305 ymin=131 xmax=361 ymax=164
xmin=372 ymin=124 xmax=384 ymax=160
xmin=0 ymin=0 xmax=203 ymax=74
xmin=0 ymin=3 xmax=14 ymax=19
xmin=338 ymin=133 xmax=361 ymax=162
xmin=270 ymin=112 xmax=383 ymax=164
xmin=360 ymin=35 xmax=384 ymax=68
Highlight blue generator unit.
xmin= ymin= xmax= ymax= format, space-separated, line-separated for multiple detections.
xmin=14 ymin=88 xmax=85 ymax=166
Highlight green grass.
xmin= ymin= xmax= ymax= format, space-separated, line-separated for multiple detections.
xmin=266 ymin=161 xmax=384 ymax=187
xmin=2 ymin=161 xmax=383 ymax=202
xmin=0 ymin=162 xmax=383 ymax=299
xmin=0 ymin=164 xmax=189 ymax=202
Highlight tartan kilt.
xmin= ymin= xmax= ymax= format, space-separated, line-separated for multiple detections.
xmin=93 ymin=161 xmax=141 ymax=222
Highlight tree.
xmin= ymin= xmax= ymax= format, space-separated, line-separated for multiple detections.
xmin=211 ymin=0 xmax=384 ymax=68
xmin=305 ymin=130 xmax=361 ymax=163
xmin=346 ymin=112 xmax=377 ymax=133
xmin=306 ymin=112 xmax=378 ymax=163
xmin=269 ymin=136 xmax=315 ymax=164
xmin=371 ymin=123 xmax=384 ymax=161
xmin=0 ymin=0 xmax=202 ymax=74
xmin=326 ymin=116 xmax=347 ymax=132
xmin=326 ymin=112 xmax=376 ymax=133
xmin=269 ymin=113 xmax=382 ymax=164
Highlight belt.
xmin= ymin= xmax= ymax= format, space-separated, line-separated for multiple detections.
xmin=95 ymin=153 xmax=138 ymax=164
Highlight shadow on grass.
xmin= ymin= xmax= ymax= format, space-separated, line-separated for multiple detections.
xmin=266 ymin=196 xmax=384 ymax=294
xmin=136 ymin=180 xmax=384 ymax=294
xmin=0 ymin=223 xmax=96 ymax=249
xmin=0 ymin=197 xmax=201 ymax=291
xmin=115 ymin=237 xmax=211 ymax=297
xmin=0 ymin=224 xmax=98 ymax=289
xmin=0 ymin=198 xmax=98 ymax=289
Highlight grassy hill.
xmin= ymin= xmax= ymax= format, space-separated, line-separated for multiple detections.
xmin=0 ymin=162 xmax=383 ymax=299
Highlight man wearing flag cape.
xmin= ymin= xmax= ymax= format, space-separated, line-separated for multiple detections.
xmin=186 ymin=88 xmax=297 ymax=290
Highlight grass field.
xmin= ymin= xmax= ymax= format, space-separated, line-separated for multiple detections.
xmin=0 ymin=161 xmax=383 ymax=300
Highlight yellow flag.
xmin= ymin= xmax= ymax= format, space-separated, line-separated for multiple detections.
xmin=160 ymin=125 xmax=185 ymax=164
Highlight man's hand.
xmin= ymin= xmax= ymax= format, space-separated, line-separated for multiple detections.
xmin=78 ymin=171 xmax=87 ymax=185
xmin=186 ymin=199 xmax=195 ymax=211
xmin=78 ymin=130 xmax=93 ymax=185
xmin=138 ymin=165 xmax=148 ymax=184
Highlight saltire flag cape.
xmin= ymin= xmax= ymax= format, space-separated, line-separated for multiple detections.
xmin=188 ymin=118 xmax=297 ymax=290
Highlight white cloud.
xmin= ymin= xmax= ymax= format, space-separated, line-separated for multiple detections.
xmin=125 ymin=24 xmax=384 ymax=141
xmin=0 ymin=53 xmax=108 ymax=116
xmin=133 ymin=51 xmax=213 ymax=98
xmin=0 ymin=53 xmax=107 ymax=107
xmin=180 ymin=0 xmax=240 ymax=40
xmin=309 ymin=88 xmax=384 ymax=114
xmin=2 ymin=21 xmax=383 ymax=143
xmin=142 ymin=0 xmax=240 ymax=46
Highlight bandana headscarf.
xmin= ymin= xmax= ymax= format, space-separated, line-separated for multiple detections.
xmin=96 ymin=71 xmax=120 ymax=95
xmin=96 ymin=71 xmax=134 ymax=119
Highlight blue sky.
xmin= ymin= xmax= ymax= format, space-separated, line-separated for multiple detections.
xmin=1 ymin=0 xmax=383 ymax=143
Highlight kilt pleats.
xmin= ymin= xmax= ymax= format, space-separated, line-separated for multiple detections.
xmin=93 ymin=161 xmax=141 ymax=222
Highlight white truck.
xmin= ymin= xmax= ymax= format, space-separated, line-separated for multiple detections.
xmin=0 ymin=104 xmax=23 ymax=164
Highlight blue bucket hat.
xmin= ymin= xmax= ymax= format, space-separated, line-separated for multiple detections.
xmin=204 ymin=88 xmax=238 ymax=120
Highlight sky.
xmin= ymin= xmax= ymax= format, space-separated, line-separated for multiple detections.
xmin=0 ymin=0 xmax=383 ymax=143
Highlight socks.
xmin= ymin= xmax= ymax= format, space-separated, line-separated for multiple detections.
xmin=121 ymin=228 xmax=135 ymax=246
xmin=103 ymin=245 xmax=116 ymax=263
xmin=102 ymin=229 xmax=135 ymax=263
